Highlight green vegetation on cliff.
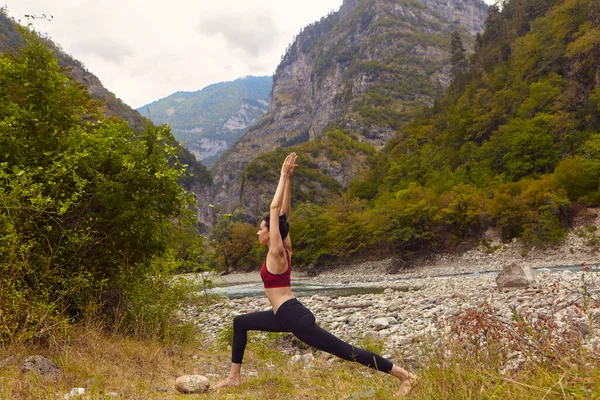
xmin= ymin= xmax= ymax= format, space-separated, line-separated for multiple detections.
xmin=213 ymin=0 xmax=600 ymax=273
xmin=338 ymin=0 xmax=600 ymax=261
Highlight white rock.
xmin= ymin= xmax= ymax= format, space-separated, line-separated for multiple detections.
xmin=496 ymin=262 xmax=537 ymax=289
xmin=372 ymin=317 xmax=390 ymax=330
xmin=175 ymin=375 xmax=210 ymax=394
xmin=64 ymin=388 xmax=85 ymax=399
xmin=291 ymin=355 xmax=303 ymax=363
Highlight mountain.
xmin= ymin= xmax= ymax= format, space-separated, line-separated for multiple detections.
xmin=281 ymin=0 xmax=600 ymax=265
xmin=210 ymin=0 xmax=489 ymax=214
xmin=137 ymin=76 xmax=272 ymax=167
xmin=210 ymin=0 xmax=600 ymax=270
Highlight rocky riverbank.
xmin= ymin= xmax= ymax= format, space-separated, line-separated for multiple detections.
xmin=180 ymin=213 xmax=600 ymax=373
xmin=182 ymin=267 xmax=599 ymax=373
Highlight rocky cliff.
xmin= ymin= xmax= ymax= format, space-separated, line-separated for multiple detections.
xmin=211 ymin=0 xmax=489 ymax=214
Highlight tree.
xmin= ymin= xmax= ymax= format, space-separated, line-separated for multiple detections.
xmin=450 ymin=31 xmax=468 ymax=90
xmin=0 ymin=28 xmax=198 ymax=341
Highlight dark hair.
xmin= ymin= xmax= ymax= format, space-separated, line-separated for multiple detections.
xmin=262 ymin=213 xmax=289 ymax=240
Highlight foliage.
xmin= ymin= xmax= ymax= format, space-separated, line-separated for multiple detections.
xmin=290 ymin=202 xmax=335 ymax=267
xmin=440 ymin=182 xmax=486 ymax=239
xmin=449 ymin=31 xmax=468 ymax=91
xmin=0 ymin=29 xmax=204 ymax=342
xmin=208 ymin=216 xmax=265 ymax=272
xmin=280 ymin=0 xmax=600 ymax=267
xmin=488 ymin=177 xmax=570 ymax=244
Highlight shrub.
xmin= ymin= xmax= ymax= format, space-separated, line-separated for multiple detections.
xmin=0 ymin=28 xmax=200 ymax=342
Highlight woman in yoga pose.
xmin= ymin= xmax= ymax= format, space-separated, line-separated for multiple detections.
xmin=216 ymin=152 xmax=416 ymax=395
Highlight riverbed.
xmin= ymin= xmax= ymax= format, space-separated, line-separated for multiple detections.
xmin=180 ymin=226 xmax=600 ymax=371
xmin=207 ymin=264 xmax=599 ymax=299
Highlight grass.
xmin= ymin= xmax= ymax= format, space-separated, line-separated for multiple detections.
xmin=2 ymin=297 xmax=600 ymax=399
xmin=0 ymin=325 xmax=400 ymax=399
xmin=2 ymin=326 xmax=600 ymax=400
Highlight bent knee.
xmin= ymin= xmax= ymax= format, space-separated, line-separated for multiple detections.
xmin=233 ymin=315 xmax=244 ymax=330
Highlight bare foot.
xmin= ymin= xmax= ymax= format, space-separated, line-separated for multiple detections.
xmin=396 ymin=372 xmax=418 ymax=396
xmin=214 ymin=376 xmax=240 ymax=389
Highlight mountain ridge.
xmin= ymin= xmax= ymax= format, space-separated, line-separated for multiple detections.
xmin=137 ymin=75 xmax=272 ymax=166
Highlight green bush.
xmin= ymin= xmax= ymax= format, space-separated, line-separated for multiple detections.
xmin=489 ymin=177 xmax=570 ymax=244
xmin=440 ymin=183 xmax=486 ymax=239
xmin=209 ymin=218 xmax=265 ymax=272
xmin=290 ymin=202 xmax=335 ymax=268
xmin=0 ymin=29 xmax=201 ymax=341
xmin=553 ymin=157 xmax=600 ymax=202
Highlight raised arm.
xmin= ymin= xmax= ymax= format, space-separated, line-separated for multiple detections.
xmin=281 ymin=155 xmax=296 ymax=253
xmin=266 ymin=153 xmax=297 ymax=272
xmin=281 ymin=160 xmax=295 ymax=217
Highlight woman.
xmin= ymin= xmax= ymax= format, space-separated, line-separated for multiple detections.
xmin=216 ymin=153 xmax=417 ymax=395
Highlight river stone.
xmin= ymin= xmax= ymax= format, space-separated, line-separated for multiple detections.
xmin=20 ymin=355 xmax=61 ymax=377
xmin=64 ymin=388 xmax=85 ymax=399
xmin=372 ymin=317 xmax=390 ymax=330
xmin=175 ymin=375 xmax=209 ymax=394
xmin=495 ymin=262 xmax=537 ymax=289
xmin=291 ymin=354 xmax=303 ymax=363
xmin=577 ymin=322 xmax=592 ymax=337
xmin=0 ymin=355 xmax=17 ymax=367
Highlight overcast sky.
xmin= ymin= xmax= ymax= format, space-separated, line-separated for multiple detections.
xmin=2 ymin=0 xmax=493 ymax=109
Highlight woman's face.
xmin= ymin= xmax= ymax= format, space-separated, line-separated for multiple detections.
xmin=257 ymin=220 xmax=270 ymax=245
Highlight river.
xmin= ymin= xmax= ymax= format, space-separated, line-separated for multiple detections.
xmin=206 ymin=264 xmax=599 ymax=299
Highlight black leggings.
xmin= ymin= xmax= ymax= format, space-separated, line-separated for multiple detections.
xmin=231 ymin=298 xmax=393 ymax=373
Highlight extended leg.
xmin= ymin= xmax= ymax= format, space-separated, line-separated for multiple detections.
xmin=276 ymin=301 xmax=393 ymax=372
xmin=282 ymin=306 xmax=417 ymax=394
xmin=293 ymin=319 xmax=394 ymax=372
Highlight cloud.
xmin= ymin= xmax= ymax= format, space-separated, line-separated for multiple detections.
xmin=70 ymin=39 xmax=133 ymax=65
xmin=2 ymin=0 xmax=346 ymax=107
xmin=197 ymin=10 xmax=280 ymax=58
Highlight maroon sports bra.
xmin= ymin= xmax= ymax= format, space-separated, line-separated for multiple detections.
xmin=260 ymin=249 xmax=291 ymax=288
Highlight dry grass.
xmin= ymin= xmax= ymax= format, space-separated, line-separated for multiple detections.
xmin=2 ymin=309 xmax=600 ymax=399
xmin=0 ymin=326 xmax=401 ymax=399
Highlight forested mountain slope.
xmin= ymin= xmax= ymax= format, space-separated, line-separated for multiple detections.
xmin=211 ymin=0 xmax=489 ymax=214
xmin=288 ymin=0 xmax=600 ymax=267
xmin=208 ymin=0 xmax=600 ymax=272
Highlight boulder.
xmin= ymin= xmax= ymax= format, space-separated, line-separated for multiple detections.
xmin=175 ymin=375 xmax=210 ymax=394
xmin=63 ymin=388 xmax=85 ymax=399
xmin=20 ymin=355 xmax=61 ymax=377
xmin=495 ymin=262 xmax=537 ymax=289
xmin=577 ymin=322 xmax=592 ymax=337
